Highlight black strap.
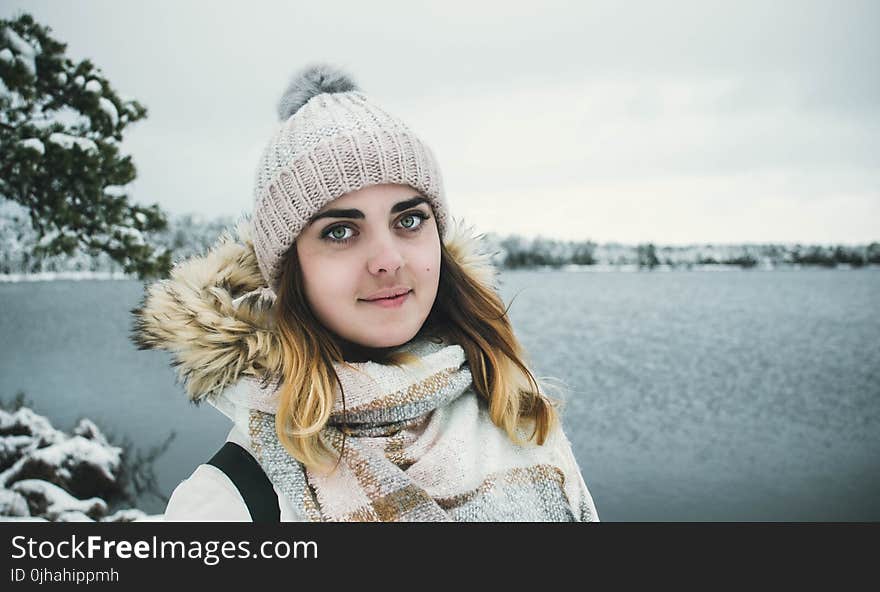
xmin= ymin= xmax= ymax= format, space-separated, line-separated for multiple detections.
xmin=206 ymin=441 xmax=280 ymax=522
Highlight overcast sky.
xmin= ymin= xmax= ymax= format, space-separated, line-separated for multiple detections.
xmin=3 ymin=0 xmax=878 ymax=245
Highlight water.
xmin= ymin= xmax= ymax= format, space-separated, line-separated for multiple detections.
xmin=1 ymin=269 xmax=878 ymax=520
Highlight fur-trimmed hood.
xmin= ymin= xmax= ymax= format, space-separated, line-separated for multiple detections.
xmin=130 ymin=215 xmax=500 ymax=405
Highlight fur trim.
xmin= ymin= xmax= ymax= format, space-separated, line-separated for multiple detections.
xmin=130 ymin=215 xmax=500 ymax=403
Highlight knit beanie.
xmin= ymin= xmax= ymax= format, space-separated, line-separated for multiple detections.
xmin=250 ymin=63 xmax=449 ymax=290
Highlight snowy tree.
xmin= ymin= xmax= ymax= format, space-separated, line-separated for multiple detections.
xmin=571 ymin=241 xmax=596 ymax=265
xmin=636 ymin=243 xmax=659 ymax=268
xmin=0 ymin=13 xmax=170 ymax=278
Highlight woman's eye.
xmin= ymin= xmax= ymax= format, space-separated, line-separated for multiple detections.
xmin=399 ymin=213 xmax=426 ymax=230
xmin=328 ymin=226 xmax=352 ymax=241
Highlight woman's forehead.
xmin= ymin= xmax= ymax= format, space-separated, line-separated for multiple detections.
xmin=325 ymin=183 xmax=419 ymax=207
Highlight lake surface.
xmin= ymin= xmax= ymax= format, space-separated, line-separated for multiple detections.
xmin=1 ymin=268 xmax=878 ymax=520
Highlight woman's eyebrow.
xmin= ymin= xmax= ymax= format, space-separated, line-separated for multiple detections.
xmin=307 ymin=196 xmax=428 ymax=226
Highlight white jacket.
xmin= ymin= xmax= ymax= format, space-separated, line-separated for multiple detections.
xmin=164 ymin=424 xmax=298 ymax=521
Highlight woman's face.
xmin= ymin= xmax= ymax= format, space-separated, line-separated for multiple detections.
xmin=294 ymin=183 xmax=442 ymax=352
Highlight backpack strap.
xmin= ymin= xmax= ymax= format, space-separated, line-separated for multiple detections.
xmin=207 ymin=441 xmax=280 ymax=522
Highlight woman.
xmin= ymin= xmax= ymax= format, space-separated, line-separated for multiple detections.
xmin=132 ymin=64 xmax=599 ymax=522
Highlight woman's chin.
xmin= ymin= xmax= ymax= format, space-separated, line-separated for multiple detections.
xmin=337 ymin=329 xmax=419 ymax=357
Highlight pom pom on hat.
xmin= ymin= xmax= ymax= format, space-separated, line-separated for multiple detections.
xmin=276 ymin=63 xmax=360 ymax=121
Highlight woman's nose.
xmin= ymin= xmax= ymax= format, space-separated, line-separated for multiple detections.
xmin=367 ymin=233 xmax=405 ymax=274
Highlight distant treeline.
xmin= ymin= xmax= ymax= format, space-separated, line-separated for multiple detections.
xmin=491 ymin=235 xmax=880 ymax=269
xmin=0 ymin=199 xmax=234 ymax=275
xmin=1 ymin=201 xmax=877 ymax=275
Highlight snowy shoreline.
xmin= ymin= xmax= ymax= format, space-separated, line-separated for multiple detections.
xmin=0 ymin=271 xmax=132 ymax=283
xmin=2 ymin=263 xmax=878 ymax=284
xmin=0 ymin=404 xmax=163 ymax=522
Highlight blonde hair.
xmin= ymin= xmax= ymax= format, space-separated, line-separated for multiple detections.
xmin=270 ymin=234 xmax=563 ymax=475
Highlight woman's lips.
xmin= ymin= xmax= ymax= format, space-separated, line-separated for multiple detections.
xmin=361 ymin=290 xmax=411 ymax=308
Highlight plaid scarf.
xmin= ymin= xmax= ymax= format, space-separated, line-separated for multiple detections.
xmin=213 ymin=336 xmax=597 ymax=522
